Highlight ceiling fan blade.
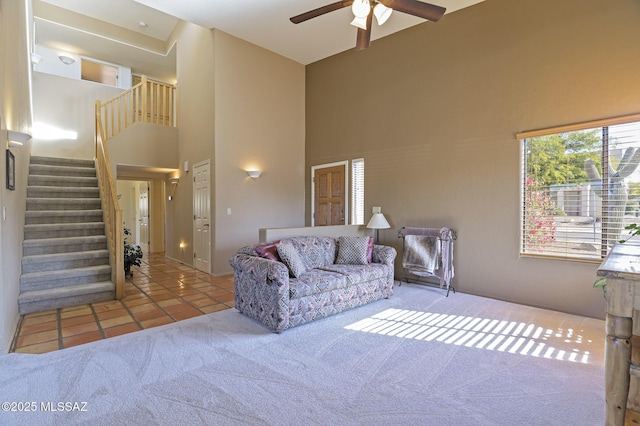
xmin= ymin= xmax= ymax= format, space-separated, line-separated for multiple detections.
xmin=355 ymin=11 xmax=373 ymax=50
xmin=290 ymin=1 xmax=354 ymax=24
xmin=379 ymin=0 xmax=446 ymax=22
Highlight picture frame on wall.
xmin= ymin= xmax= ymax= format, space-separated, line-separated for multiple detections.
xmin=6 ymin=149 xmax=15 ymax=190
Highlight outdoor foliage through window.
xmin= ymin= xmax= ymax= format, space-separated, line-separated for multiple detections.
xmin=521 ymin=120 xmax=640 ymax=260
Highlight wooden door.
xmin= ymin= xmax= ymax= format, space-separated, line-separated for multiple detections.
xmin=193 ymin=161 xmax=211 ymax=273
xmin=314 ymin=165 xmax=346 ymax=226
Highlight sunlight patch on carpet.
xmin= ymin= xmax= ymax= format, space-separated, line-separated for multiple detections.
xmin=345 ymin=308 xmax=593 ymax=364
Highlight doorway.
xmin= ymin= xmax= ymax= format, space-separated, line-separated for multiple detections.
xmin=117 ymin=179 xmax=151 ymax=253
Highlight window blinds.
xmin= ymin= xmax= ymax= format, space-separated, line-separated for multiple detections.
xmin=351 ymin=158 xmax=365 ymax=225
xmin=519 ymin=114 xmax=640 ymax=261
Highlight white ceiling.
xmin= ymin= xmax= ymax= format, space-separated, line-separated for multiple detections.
xmin=35 ymin=0 xmax=484 ymax=81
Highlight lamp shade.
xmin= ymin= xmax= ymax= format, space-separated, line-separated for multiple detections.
xmin=373 ymin=4 xmax=392 ymax=25
xmin=366 ymin=212 xmax=390 ymax=229
xmin=350 ymin=15 xmax=368 ymax=30
xmin=351 ymin=0 xmax=371 ymax=18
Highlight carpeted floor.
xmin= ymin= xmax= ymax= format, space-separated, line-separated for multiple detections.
xmin=0 ymin=283 xmax=604 ymax=425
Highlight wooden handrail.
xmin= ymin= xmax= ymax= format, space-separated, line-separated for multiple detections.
xmin=93 ymin=75 xmax=177 ymax=299
xmin=95 ymin=101 xmax=124 ymax=299
xmin=96 ymin=75 xmax=177 ymax=141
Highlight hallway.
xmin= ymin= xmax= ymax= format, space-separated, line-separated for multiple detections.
xmin=11 ymin=253 xmax=235 ymax=354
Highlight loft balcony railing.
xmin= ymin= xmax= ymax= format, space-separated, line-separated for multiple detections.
xmin=94 ymin=75 xmax=177 ymax=299
xmin=96 ymin=75 xmax=177 ymax=141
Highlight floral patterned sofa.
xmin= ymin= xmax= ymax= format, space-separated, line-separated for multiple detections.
xmin=229 ymin=235 xmax=397 ymax=333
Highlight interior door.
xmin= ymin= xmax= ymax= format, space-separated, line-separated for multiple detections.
xmin=193 ymin=161 xmax=211 ymax=273
xmin=138 ymin=182 xmax=149 ymax=253
xmin=314 ymin=165 xmax=346 ymax=226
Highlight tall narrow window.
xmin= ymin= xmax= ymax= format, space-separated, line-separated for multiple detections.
xmin=519 ymin=116 xmax=640 ymax=261
xmin=351 ymin=158 xmax=365 ymax=225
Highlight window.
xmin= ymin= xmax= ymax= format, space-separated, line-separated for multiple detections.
xmin=81 ymin=58 xmax=118 ymax=86
xmin=351 ymin=158 xmax=365 ymax=225
xmin=519 ymin=115 xmax=640 ymax=261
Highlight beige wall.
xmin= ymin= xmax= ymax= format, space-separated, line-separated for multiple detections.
xmin=305 ymin=0 xmax=640 ymax=319
xmin=165 ymin=21 xmax=215 ymax=266
xmin=32 ymin=72 xmax=122 ymax=159
xmin=107 ymin=123 xmax=178 ymax=175
xmin=0 ymin=0 xmax=33 ymax=353
xmin=213 ymin=31 xmax=305 ymax=273
xmin=166 ymin=23 xmax=305 ymax=275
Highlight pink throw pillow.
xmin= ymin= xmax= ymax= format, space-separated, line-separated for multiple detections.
xmin=255 ymin=240 xmax=281 ymax=262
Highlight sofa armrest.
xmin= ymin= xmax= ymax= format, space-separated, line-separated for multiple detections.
xmin=373 ymin=244 xmax=397 ymax=267
xmin=229 ymin=253 xmax=291 ymax=332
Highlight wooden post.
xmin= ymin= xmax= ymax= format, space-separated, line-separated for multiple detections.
xmin=141 ymin=75 xmax=148 ymax=123
xmin=114 ymin=209 xmax=124 ymax=299
xmin=606 ymin=313 xmax=632 ymax=425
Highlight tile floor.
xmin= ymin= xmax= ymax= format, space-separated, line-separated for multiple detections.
xmin=10 ymin=252 xmax=235 ymax=354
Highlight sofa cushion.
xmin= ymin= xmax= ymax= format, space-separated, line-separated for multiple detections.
xmin=281 ymin=236 xmax=336 ymax=270
xmin=277 ymin=242 xmax=307 ymax=278
xmin=321 ymin=263 xmax=390 ymax=284
xmin=335 ymin=236 xmax=371 ymax=265
xmin=289 ymin=263 xmax=391 ymax=299
xmin=289 ymin=269 xmax=350 ymax=299
xmin=255 ymin=240 xmax=281 ymax=262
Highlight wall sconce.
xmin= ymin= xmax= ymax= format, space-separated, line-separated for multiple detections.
xmin=7 ymin=130 xmax=32 ymax=148
xmin=179 ymin=242 xmax=185 ymax=252
xmin=31 ymin=52 xmax=42 ymax=65
xmin=59 ymin=55 xmax=75 ymax=65
xmin=169 ymin=177 xmax=179 ymax=185
xmin=246 ymin=170 xmax=262 ymax=179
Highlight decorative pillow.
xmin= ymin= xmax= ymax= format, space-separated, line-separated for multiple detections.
xmin=277 ymin=243 xmax=307 ymax=278
xmin=335 ymin=236 xmax=370 ymax=265
xmin=367 ymin=236 xmax=374 ymax=263
xmin=255 ymin=240 xmax=281 ymax=262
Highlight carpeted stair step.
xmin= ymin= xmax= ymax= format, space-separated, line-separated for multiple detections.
xmin=25 ymin=210 xmax=104 ymax=225
xmin=24 ymin=222 xmax=106 ymax=239
xmin=19 ymin=155 xmax=115 ymax=315
xmin=30 ymin=156 xmax=94 ymax=168
xmin=27 ymin=185 xmax=100 ymax=199
xmin=28 ymin=175 xmax=98 ymax=188
xmin=17 ymin=281 xmax=115 ymax=315
xmin=29 ymin=163 xmax=96 ymax=178
xmin=23 ymin=235 xmax=107 ymax=256
xmin=26 ymin=197 xmax=102 ymax=211
xmin=20 ymin=265 xmax=113 ymax=292
xmin=21 ymin=249 xmax=109 ymax=274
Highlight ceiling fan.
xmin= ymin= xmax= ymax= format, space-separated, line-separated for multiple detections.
xmin=290 ymin=0 xmax=446 ymax=50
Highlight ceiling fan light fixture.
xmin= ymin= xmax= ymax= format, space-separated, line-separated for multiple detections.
xmin=373 ymin=3 xmax=392 ymax=25
xmin=350 ymin=15 xmax=368 ymax=30
xmin=351 ymin=0 xmax=371 ymax=18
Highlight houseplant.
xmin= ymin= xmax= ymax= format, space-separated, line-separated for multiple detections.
xmin=593 ymin=223 xmax=640 ymax=296
xmin=124 ymin=227 xmax=143 ymax=276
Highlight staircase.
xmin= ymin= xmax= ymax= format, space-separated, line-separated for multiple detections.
xmin=18 ymin=156 xmax=115 ymax=315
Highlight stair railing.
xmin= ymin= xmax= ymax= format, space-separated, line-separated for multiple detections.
xmin=96 ymin=75 xmax=177 ymax=141
xmin=94 ymin=75 xmax=177 ymax=299
xmin=95 ymin=104 xmax=124 ymax=299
